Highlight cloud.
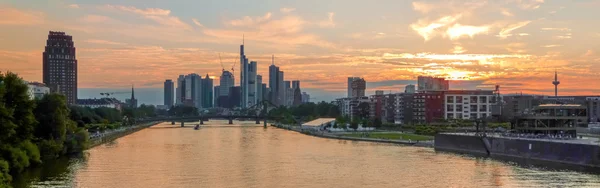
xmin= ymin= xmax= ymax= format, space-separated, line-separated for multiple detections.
xmin=79 ymin=14 xmax=111 ymax=23
xmin=497 ymin=21 xmax=531 ymax=38
xmin=452 ymin=45 xmax=467 ymax=53
xmin=0 ymin=6 xmax=44 ymax=25
xmin=512 ymin=0 xmax=545 ymax=10
xmin=541 ymin=44 xmax=561 ymax=48
xmin=192 ymin=18 xmax=204 ymax=27
xmin=410 ymin=14 xmax=461 ymax=41
xmin=227 ymin=12 xmax=272 ymax=26
xmin=68 ymin=4 xmax=80 ymax=9
xmin=84 ymin=39 xmax=127 ymax=45
xmin=412 ymin=1 xmax=435 ymax=13
xmin=104 ymin=4 xmax=190 ymax=30
xmin=501 ymin=9 xmax=514 ymax=16
xmin=541 ymin=27 xmax=570 ymax=31
xmin=445 ymin=24 xmax=490 ymax=40
xmin=280 ymin=7 xmax=296 ymax=13
xmin=105 ymin=5 xmax=170 ymax=16
xmin=317 ymin=12 xmax=335 ymax=28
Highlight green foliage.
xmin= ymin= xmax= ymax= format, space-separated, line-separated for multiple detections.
xmin=0 ymin=159 xmax=10 ymax=186
xmin=373 ymin=118 xmax=383 ymax=128
xmin=0 ymin=72 xmax=92 ymax=185
xmin=488 ymin=122 xmax=510 ymax=129
xmin=350 ymin=119 xmax=359 ymax=130
xmin=65 ymin=128 xmax=90 ymax=153
xmin=414 ymin=125 xmax=449 ymax=136
xmin=168 ymin=105 xmax=198 ymax=117
xmin=19 ymin=141 xmax=41 ymax=165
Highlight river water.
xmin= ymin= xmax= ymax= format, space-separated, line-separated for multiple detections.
xmin=16 ymin=121 xmax=600 ymax=188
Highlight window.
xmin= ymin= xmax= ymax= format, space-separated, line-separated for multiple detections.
xmin=447 ymin=96 xmax=454 ymax=103
xmin=456 ymin=104 xmax=463 ymax=109
xmin=470 ymin=105 xmax=478 ymax=112
xmin=447 ymin=105 xmax=454 ymax=112
xmin=470 ymin=96 xmax=478 ymax=103
xmin=480 ymin=105 xmax=487 ymax=112
xmin=481 ymin=113 xmax=487 ymax=118
xmin=479 ymin=96 xmax=487 ymax=103
xmin=456 ymin=97 xmax=463 ymax=103
xmin=447 ymin=113 xmax=454 ymax=119
xmin=470 ymin=113 xmax=478 ymax=119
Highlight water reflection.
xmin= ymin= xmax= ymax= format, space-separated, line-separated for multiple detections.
xmin=18 ymin=121 xmax=600 ymax=188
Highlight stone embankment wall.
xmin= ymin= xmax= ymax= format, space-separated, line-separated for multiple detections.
xmin=89 ymin=122 xmax=159 ymax=148
xmin=434 ymin=133 xmax=600 ymax=171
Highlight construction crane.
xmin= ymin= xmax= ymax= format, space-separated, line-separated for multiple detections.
xmin=100 ymin=91 xmax=131 ymax=97
xmin=219 ymin=53 xmax=224 ymax=71
xmin=231 ymin=55 xmax=238 ymax=81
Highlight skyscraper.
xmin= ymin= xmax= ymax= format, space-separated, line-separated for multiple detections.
xmin=247 ymin=61 xmax=257 ymax=107
xmin=43 ymin=31 xmax=77 ymax=104
xmin=261 ymin=83 xmax=268 ymax=102
xmin=240 ymin=39 xmax=249 ymax=108
xmin=176 ymin=75 xmax=185 ymax=105
xmin=164 ymin=79 xmax=174 ymax=108
xmin=417 ymin=76 xmax=449 ymax=91
xmin=201 ymin=74 xmax=213 ymax=108
xmin=219 ymin=70 xmax=234 ymax=97
xmin=347 ymin=77 xmax=360 ymax=98
xmin=269 ymin=56 xmax=280 ymax=105
xmin=278 ymin=71 xmax=284 ymax=106
xmin=292 ymin=80 xmax=300 ymax=90
xmin=256 ymin=75 xmax=263 ymax=102
xmin=214 ymin=85 xmax=220 ymax=107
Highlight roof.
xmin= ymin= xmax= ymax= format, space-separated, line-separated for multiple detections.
xmin=536 ymin=104 xmax=586 ymax=109
xmin=302 ymin=118 xmax=336 ymax=127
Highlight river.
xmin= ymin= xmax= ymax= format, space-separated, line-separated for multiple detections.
xmin=16 ymin=121 xmax=600 ymax=188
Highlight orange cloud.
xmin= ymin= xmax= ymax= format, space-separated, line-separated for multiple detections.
xmin=445 ymin=24 xmax=490 ymax=40
xmin=0 ymin=6 xmax=44 ymax=25
xmin=497 ymin=21 xmax=531 ymax=38
xmin=104 ymin=4 xmax=191 ymax=30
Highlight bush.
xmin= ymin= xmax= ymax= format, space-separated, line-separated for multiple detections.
xmin=0 ymin=159 xmax=11 ymax=186
xmin=37 ymin=140 xmax=64 ymax=159
xmin=19 ymin=141 xmax=41 ymax=165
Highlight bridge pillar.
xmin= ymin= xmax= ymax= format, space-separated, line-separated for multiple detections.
xmin=200 ymin=119 xmax=204 ymax=125
xmin=264 ymin=118 xmax=267 ymax=128
xmin=228 ymin=118 xmax=233 ymax=124
xmin=171 ymin=121 xmax=175 ymax=125
xmin=180 ymin=122 xmax=184 ymax=127
xmin=255 ymin=118 xmax=260 ymax=124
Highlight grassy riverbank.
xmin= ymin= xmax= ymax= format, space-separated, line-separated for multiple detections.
xmin=343 ymin=132 xmax=433 ymax=141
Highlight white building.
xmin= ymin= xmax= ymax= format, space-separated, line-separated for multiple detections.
xmin=27 ymin=82 xmax=50 ymax=100
xmin=76 ymin=98 xmax=122 ymax=110
xmin=301 ymin=118 xmax=336 ymax=131
xmin=444 ymin=90 xmax=494 ymax=120
xmin=337 ymin=96 xmax=370 ymax=120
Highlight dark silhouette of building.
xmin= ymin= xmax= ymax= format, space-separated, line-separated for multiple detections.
xmin=351 ymin=78 xmax=366 ymax=97
xmin=202 ymin=74 xmax=213 ymax=108
xmin=43 ymin=31 xmax=77 ymax=104
xmin=164 ymin=79 xmax=174 ymax=108
xmin=125 ymin=85 xmax=137 ymax=108
xmin=229 ymin=86 xmax=241 ymax=108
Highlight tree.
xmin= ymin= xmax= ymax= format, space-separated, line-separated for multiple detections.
xmin=0 ymin=72 xmax=40 ymax=182
xmin=34 ymin=94 xmax=70 ymax=158
xmin=373 ymin=118 xmax=382 ymax=128
xmin=350 ymin=119 xmax=359 ymax=130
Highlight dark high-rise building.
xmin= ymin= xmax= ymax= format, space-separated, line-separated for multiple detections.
xmin=269 ymin=56 xmax=280 ymax=105
xmin=201 ymin=74 xmax=213 ymax=108
xmin=164 ymin=79 xmax=174 ymax=108
xmin=43 ymin=31 xmax=77 ymax=104
xmin=229 ymin=86 xmax=242 ymax=108
xmin=292 ymin=80 xmax=300 ymax=90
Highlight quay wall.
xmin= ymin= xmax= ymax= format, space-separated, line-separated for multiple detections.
xmin=434 ymin=134 xmax=600 ymax=171
xmin=89 ymin=122 xmax=159 ymax=148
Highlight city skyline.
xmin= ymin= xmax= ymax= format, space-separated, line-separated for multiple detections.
xmin=2 ymin=0 xmax=600 ymax=101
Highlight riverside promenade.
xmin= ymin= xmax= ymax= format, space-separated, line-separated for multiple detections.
xmin=271 ymin=123 xmax=434 ymax=147
xmin=89 ymin=121 xmax=160 ymax=148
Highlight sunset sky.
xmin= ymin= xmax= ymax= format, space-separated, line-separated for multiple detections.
xmin=1 ymin=0 xmax=600 ymax=102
